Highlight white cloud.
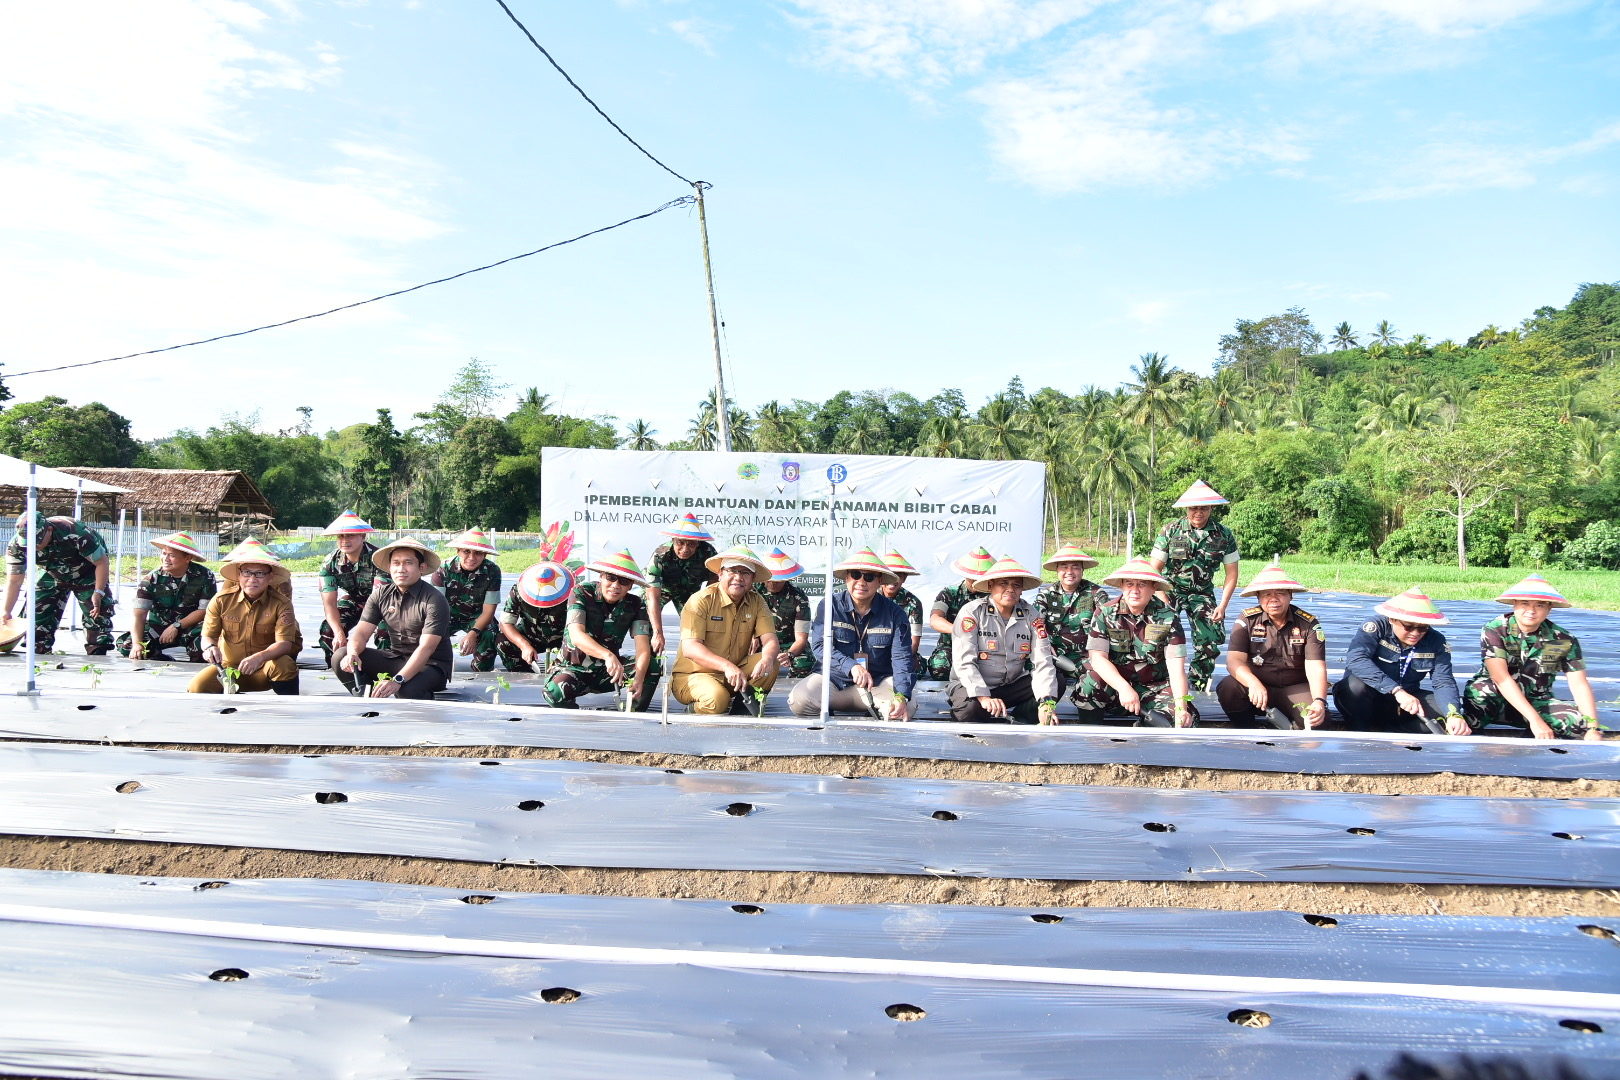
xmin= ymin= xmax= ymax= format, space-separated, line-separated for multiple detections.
xmin=668 ymin=17 xmax=727 ymax=53
xmin=1131 ymin=300 xmax=1172 ymax=324
xmin=1202 ymin=0 xmax=1568 ymax=34
xmin=1353 ymin=122 xmax=1620 ymax=200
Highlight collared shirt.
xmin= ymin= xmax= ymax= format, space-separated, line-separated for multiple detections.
xmin=319 ymin=543 xmax=387 ymax=600
xmin=885 ymin=586 xmax=924 ymax=638
xmin=133 ymin=563 xmax=218 ymax=618
xmin=1226 ymin=604 xmax=1325 ymax=685
xmin=567 ymin=581 xmax=652 ymax=655
xmin=436 ymin=554 xmax=503 ymax=628
xmin=496 ymin=584 xmax=567 ymax=650
xmin=673 ymin=581 xmax=774 ymax=674
xmin=756 ymin=581 xmax=813 ymax=646
xmin=201 ymin=586 xmax=302 ymax=682
xmin=1150 ymin=519 xmax=1239 ymax=597
xmin=645 ymin=541 xmax=719 ymax=612
xmin=360 ymin=579 xmax=453 ymax=677
xmin=808 ymin=589 xmax=916 ymax=697
xmin=6 ymin=517 xmax=107 ymax=577
xmin=1343 ymin=615 xmax=1459 ymax=711
xmin=929 ymin=581 xmax=976 ymax=624
xmin=1474 ymin=614 xmax=1585 ymax=701
xmin=1085 ymin=595 xmax=1186 ymax=691
xmin=951 ymin=595 xmax=1060 ymax=701
xmin=1035 ymin=580 xmax=1110 ymax=663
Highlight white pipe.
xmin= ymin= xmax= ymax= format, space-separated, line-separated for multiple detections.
xmin=0 ymin=903 xmax=1612 ymax=1012
xmin=18 ymin=468 xmax=39 ymax=693
xmin=112 ymin=510 xmax=126 ymax=609
xmin=818 ymin=480 xmax=837 ymax=725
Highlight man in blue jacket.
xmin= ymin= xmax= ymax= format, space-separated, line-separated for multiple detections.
xmin=788 ymin=548 xmax=914 ymax=719
xmin=1333 ymin=588 xmax=1465 ymax=735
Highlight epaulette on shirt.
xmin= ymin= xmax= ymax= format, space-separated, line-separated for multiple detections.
xmin=1241 ymin=605 xmax=1263 ymax=618
xmin=1296 ymin=610 xmax=1317 ymax=623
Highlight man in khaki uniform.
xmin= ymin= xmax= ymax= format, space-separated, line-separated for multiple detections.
xmin=187 ymin=539 xmax=302 ymax=695
xmin=1215 ymin=563 xmax=1330 ymax=730
xmin=671 ymin=544 xmax=779 ymax=715
xmin=949 ymin=555 xmax=1060 ymax=724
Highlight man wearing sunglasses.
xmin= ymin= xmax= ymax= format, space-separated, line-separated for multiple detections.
xmin=1334 ymin=588 xmax=1463 ymax=735
xmin=789 ymin=549 xmax=914 ymax=719
xmin=542 ymin=550 xmax=660 ymax=711
xmin=671 ymin=545 xmax=779 ymax=715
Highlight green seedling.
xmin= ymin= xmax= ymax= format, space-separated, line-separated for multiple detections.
xmin=621 ymin=672 xmax=636 ymax=712
xmin=79 ymin=662 xmax=104 ymax=691
xmin=485 ymin=674 xmax=512 ymax=705
xmin=370 ymin=672 xmax=392 ymax=697
xmin=221 ymin=666 xmax=241 ymax=695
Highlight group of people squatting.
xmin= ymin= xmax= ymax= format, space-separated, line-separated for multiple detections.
xmin=2 ymin=480 xmax=1606 ymax=740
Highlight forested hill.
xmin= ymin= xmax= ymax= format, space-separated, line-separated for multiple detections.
xmin=1 ymin=281 xmax=1616 ymax=571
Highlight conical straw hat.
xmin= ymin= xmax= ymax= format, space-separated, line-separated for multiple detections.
xmin=881 ymin=550 xmax=920 ymax=578
xmin=1173 ymin=480 xmax=1229 ymax=508
xmin=1239 ymin=562 xmax=1307 ymax=597
xmin=448 ymin=528 xmax=498 ymax=555
xmin=834 ymin=548 xmax=899 ymax=583
xmin=518 ymin=561 xmax=575 ymax=608
xmin=151 ymin=531 xmax=206 ymax=562
xmin=950 ymin=547 xmax=996 ymax=579
xmin=704 ymin=544 xmax=769 ymax=579
xmin=1041 ymin=543 xmax=1099 ymax=572
xmin=1373 ymin=588 xmax=1449 ymax=626
xmin=219 ymin=538 xmax=290 ymax=588
xmin=662 ymin=512 xmax=715 ymax=542
xmin=1100 ymin=557 xmax=1172 ymax=591
xmin=587 ymin=549 xmax=647 ymax=587
xmin=322 ymin=510 xmax=373 ymax=535
xmin=971 ymin=555 xmax=1042 ymax=593
xmin=370 ymin=536 xmax=443 ymax=575
xmin=1495 ymin=574 xmax=1571 ymax=609
xmin=761 ymin=547 xmax=805 ymax=581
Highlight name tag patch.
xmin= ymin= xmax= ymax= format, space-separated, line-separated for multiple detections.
xmin=710 ymin=615 xmax=726 ymax=621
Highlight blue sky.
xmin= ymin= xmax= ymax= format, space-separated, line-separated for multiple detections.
xmin=1 ymin=0 xmax=1615 ymax=444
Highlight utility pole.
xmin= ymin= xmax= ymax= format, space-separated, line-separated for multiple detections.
xmin=693 ymin=182 xmax=731 ymax=452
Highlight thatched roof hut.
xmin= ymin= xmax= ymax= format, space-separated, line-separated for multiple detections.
xmin=58 ymin=468 xmax=276 ymax=537
xmin=0 ymin=454 xmax=129 ymax=521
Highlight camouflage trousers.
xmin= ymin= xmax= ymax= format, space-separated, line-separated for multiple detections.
xmin=543 ymin=654 xmax=663 ymax=710
xmin=449 ymin=620 xmax=498 ymax=672
xmin=1461 ymin=677 xmax=1596 ymax=737
xmin=1070 ymin=672 xmax=1198 ymax=726
xmin=782 ymin=648 xmax=815 ymax=678
xmin=318 ymin=600 xmax=390 ymax=665
xmin=1172 ymin=590 xmax=1224 ymax=691
xmin=116 ymin=616 xmax=203 ymax=662
xmin=31 ymin=571 xmax=113 ymax=653
xmin=923 ymin=639 xmax=953 ymax=681
xmin=494 ymin=633 xmax=566 ymax=673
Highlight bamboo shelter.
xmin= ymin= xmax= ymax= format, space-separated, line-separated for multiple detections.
xmin=57 ymin=468 xmax=276 ymax=539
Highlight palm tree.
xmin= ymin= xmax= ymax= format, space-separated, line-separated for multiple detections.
xmin=516 ymin=388 xmax=552 ymax=414
xmin=620 ymin=419 xmax=660 ymax=451
xmin=914 ymin=414 xmax=968 ymax=458
xmin=1122 ymin=353 xmax=1184 ymax=537
xmin=1371 ymin=320 xmax=1401 ymax=346
xmin=1572 ymin=418 xmax=1613 ymax=483
xmin=1330 ymin=322 xmax=1358 ymax=350
xmin=1467 ymin=324 xmax=1508 ymax=349
xmin=1082 ymin=419 xmax=1148 ymax=555
xmin=972 ymin=397 xmax=1026 ymax=461
xmin=754 ymin=401 xmax=804 ymax=452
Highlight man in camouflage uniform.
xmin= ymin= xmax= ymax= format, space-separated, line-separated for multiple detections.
xmin=757 ymin=547 xmax=813 ymax=677
xmin=923 ymin=547 xmax=994 ymax=680
xmin=316 ymin=511 xmax=390 ymax=664
xmin=432 ymin=529 xmax=503 ymax=671
xmin=543 ymin=550 xmax=660 ymax=710
xmin=495 ymin=563 xmax=569 ymax=672
xmin=1034 ymin=543 xmax=1108 ymax=698
xmin=1149 ymin=480 xmax=1240 ymax=691
xmin=3 ymin=511 xmax=113 ymax=654
xmin=644 ymin=512 xmax=718 ymax=659
xmin=880 ymin=550 xmax=925 ymax=659
xmin=1462 ymin=575 xmax=1602 ymax=741
xmin=1072 ymin=558 xmax=1196 ymax=727
xmin=116 ymin=531 xmax=217 ymax=662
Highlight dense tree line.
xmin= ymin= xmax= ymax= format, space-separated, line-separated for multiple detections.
xmin=2 ymin=282 xmax=1617 ymax=568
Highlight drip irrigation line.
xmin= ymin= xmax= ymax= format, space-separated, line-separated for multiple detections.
xmin=6 ymin=196 xmax=694 ymax=379
xmin=490 ymin=0 xmax=695 ymax=186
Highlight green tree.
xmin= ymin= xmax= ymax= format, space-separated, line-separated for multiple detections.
xmin=157 ymin=412 xmax=339 ymax=527
xmin=1223 ymin=499 xmax=1297 ymax=561
xmin=1330 ymin=322 xmax=1358 ymax=350
xmin=352 ymin=409 xmax=406 ymax=528
xmin=443 ymin=416 xmax=525 ymax=527
xmin=0 ymin=396 xmax=140 ymax=467
xmin=621 ymin=419 xmax=661 ymax=451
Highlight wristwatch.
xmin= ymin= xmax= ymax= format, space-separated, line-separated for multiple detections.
xmin=392 ymin=674 xmax=406 ymax=684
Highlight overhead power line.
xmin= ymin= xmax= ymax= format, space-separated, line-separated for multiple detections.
xmin=6 ymin=196 xmax=695 ymax=380
xmin=490 ymin=0 xmax=695 ymax=186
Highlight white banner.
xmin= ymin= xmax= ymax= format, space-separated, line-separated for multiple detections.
xmin=540 ymin=448 xmax=1047 ymax=598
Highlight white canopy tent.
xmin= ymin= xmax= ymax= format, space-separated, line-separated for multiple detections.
xmin=2 ymin=456 xmax=130 ymax=694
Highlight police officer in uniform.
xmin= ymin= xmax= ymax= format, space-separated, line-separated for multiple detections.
xmin=1334 ymin=588 xmax=1463 ymax=735
xmin=1215 ymin=563 xmax=1329 ymax=729
xmin=948 ymin=555 xmax=1060 ymax=725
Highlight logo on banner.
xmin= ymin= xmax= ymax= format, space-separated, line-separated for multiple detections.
xmin=781 ymin=461 xmax=800 ymax=483
xmin=826 ymin=463 xmax=848 ymax=484
xmin=737 ymin=462 xmax=760 ymax=480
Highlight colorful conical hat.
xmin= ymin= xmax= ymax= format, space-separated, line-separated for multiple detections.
xmin=662 ymin=512 xmax=714 ymax=542
xmin=971 ymin=555 xmax=1042 ymax=593
xmin=950 ymin=546 xmax=996 ymax=579
xmin=834 ymin=548 xmax=898 ymax=583
xmin=1495 ymin=574 xmax=1571 ymax=609
xmin=219 ymin=537 xmax=290 ymax=588
xmin=587 ymin=549 xmax=647 ymax=587
xmin=322 ymin=510 xmax=373 ymax=535
xmin=1374 ymin=588 xmax=1449 ymax=626
xmin=518 ymin=560 xmax=575 ymax=608
xmin=1173 ymin=480 xmax=1229 ymax=508
xmin=1240 ymin=562 xmax=1306 ymax=597
xmin=448 ymin=528 xmax=498 ymax=555
xmin=151 ymin=531 xmax=205 ymax=562
xmin=762 ymin=547 xmax=805 ymax=581
xmin=370 ymin=536 xmax=443 ymax=575
xmin=1100 ymin=557 xmax=1172 ymax=591
xmin=880 ymin=550 xmax=919 ymax=578
xmin=704 ymin=543 xmax=769 ymax=579
xmin=1041 ymin=543 xmax=1099 ymax=572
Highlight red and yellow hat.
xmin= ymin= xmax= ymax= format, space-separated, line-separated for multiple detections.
xmin=448 ymin=528 xmax=498 ymax=555
xmin=834 ymin=548 xmax=899 ymax=584
xmin=1374 ymin=588 xmax=1449 ymax=626
xmin=322 ymin=510 xmax=373 ymax=535
xmin=950 ymin=547 xmax=996 ymax=579
xmin=586 ymin=549 xmax=647 ymax=587
xmin=1173 ymin=480 xmax=1228 ymax=508
xmin=151 ymin=531 xmax=205 ymax=562
xmin=1101 ymin=558 xmax=1172 ymax=592
xmin=662 ymin=513 xmax=714 ymax=542
xmin=971 ymin=555 xmax=1042 ymax=593
xmin=1495 ymin=574 xmax=1571 ymax=609
xmin=881 ymin=550 xmax=919 ymax=579
xmin=1041 ymin=543 xmax=1099 ymax=572
xmin=762 ymin=547 xmax=805 ymax=581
